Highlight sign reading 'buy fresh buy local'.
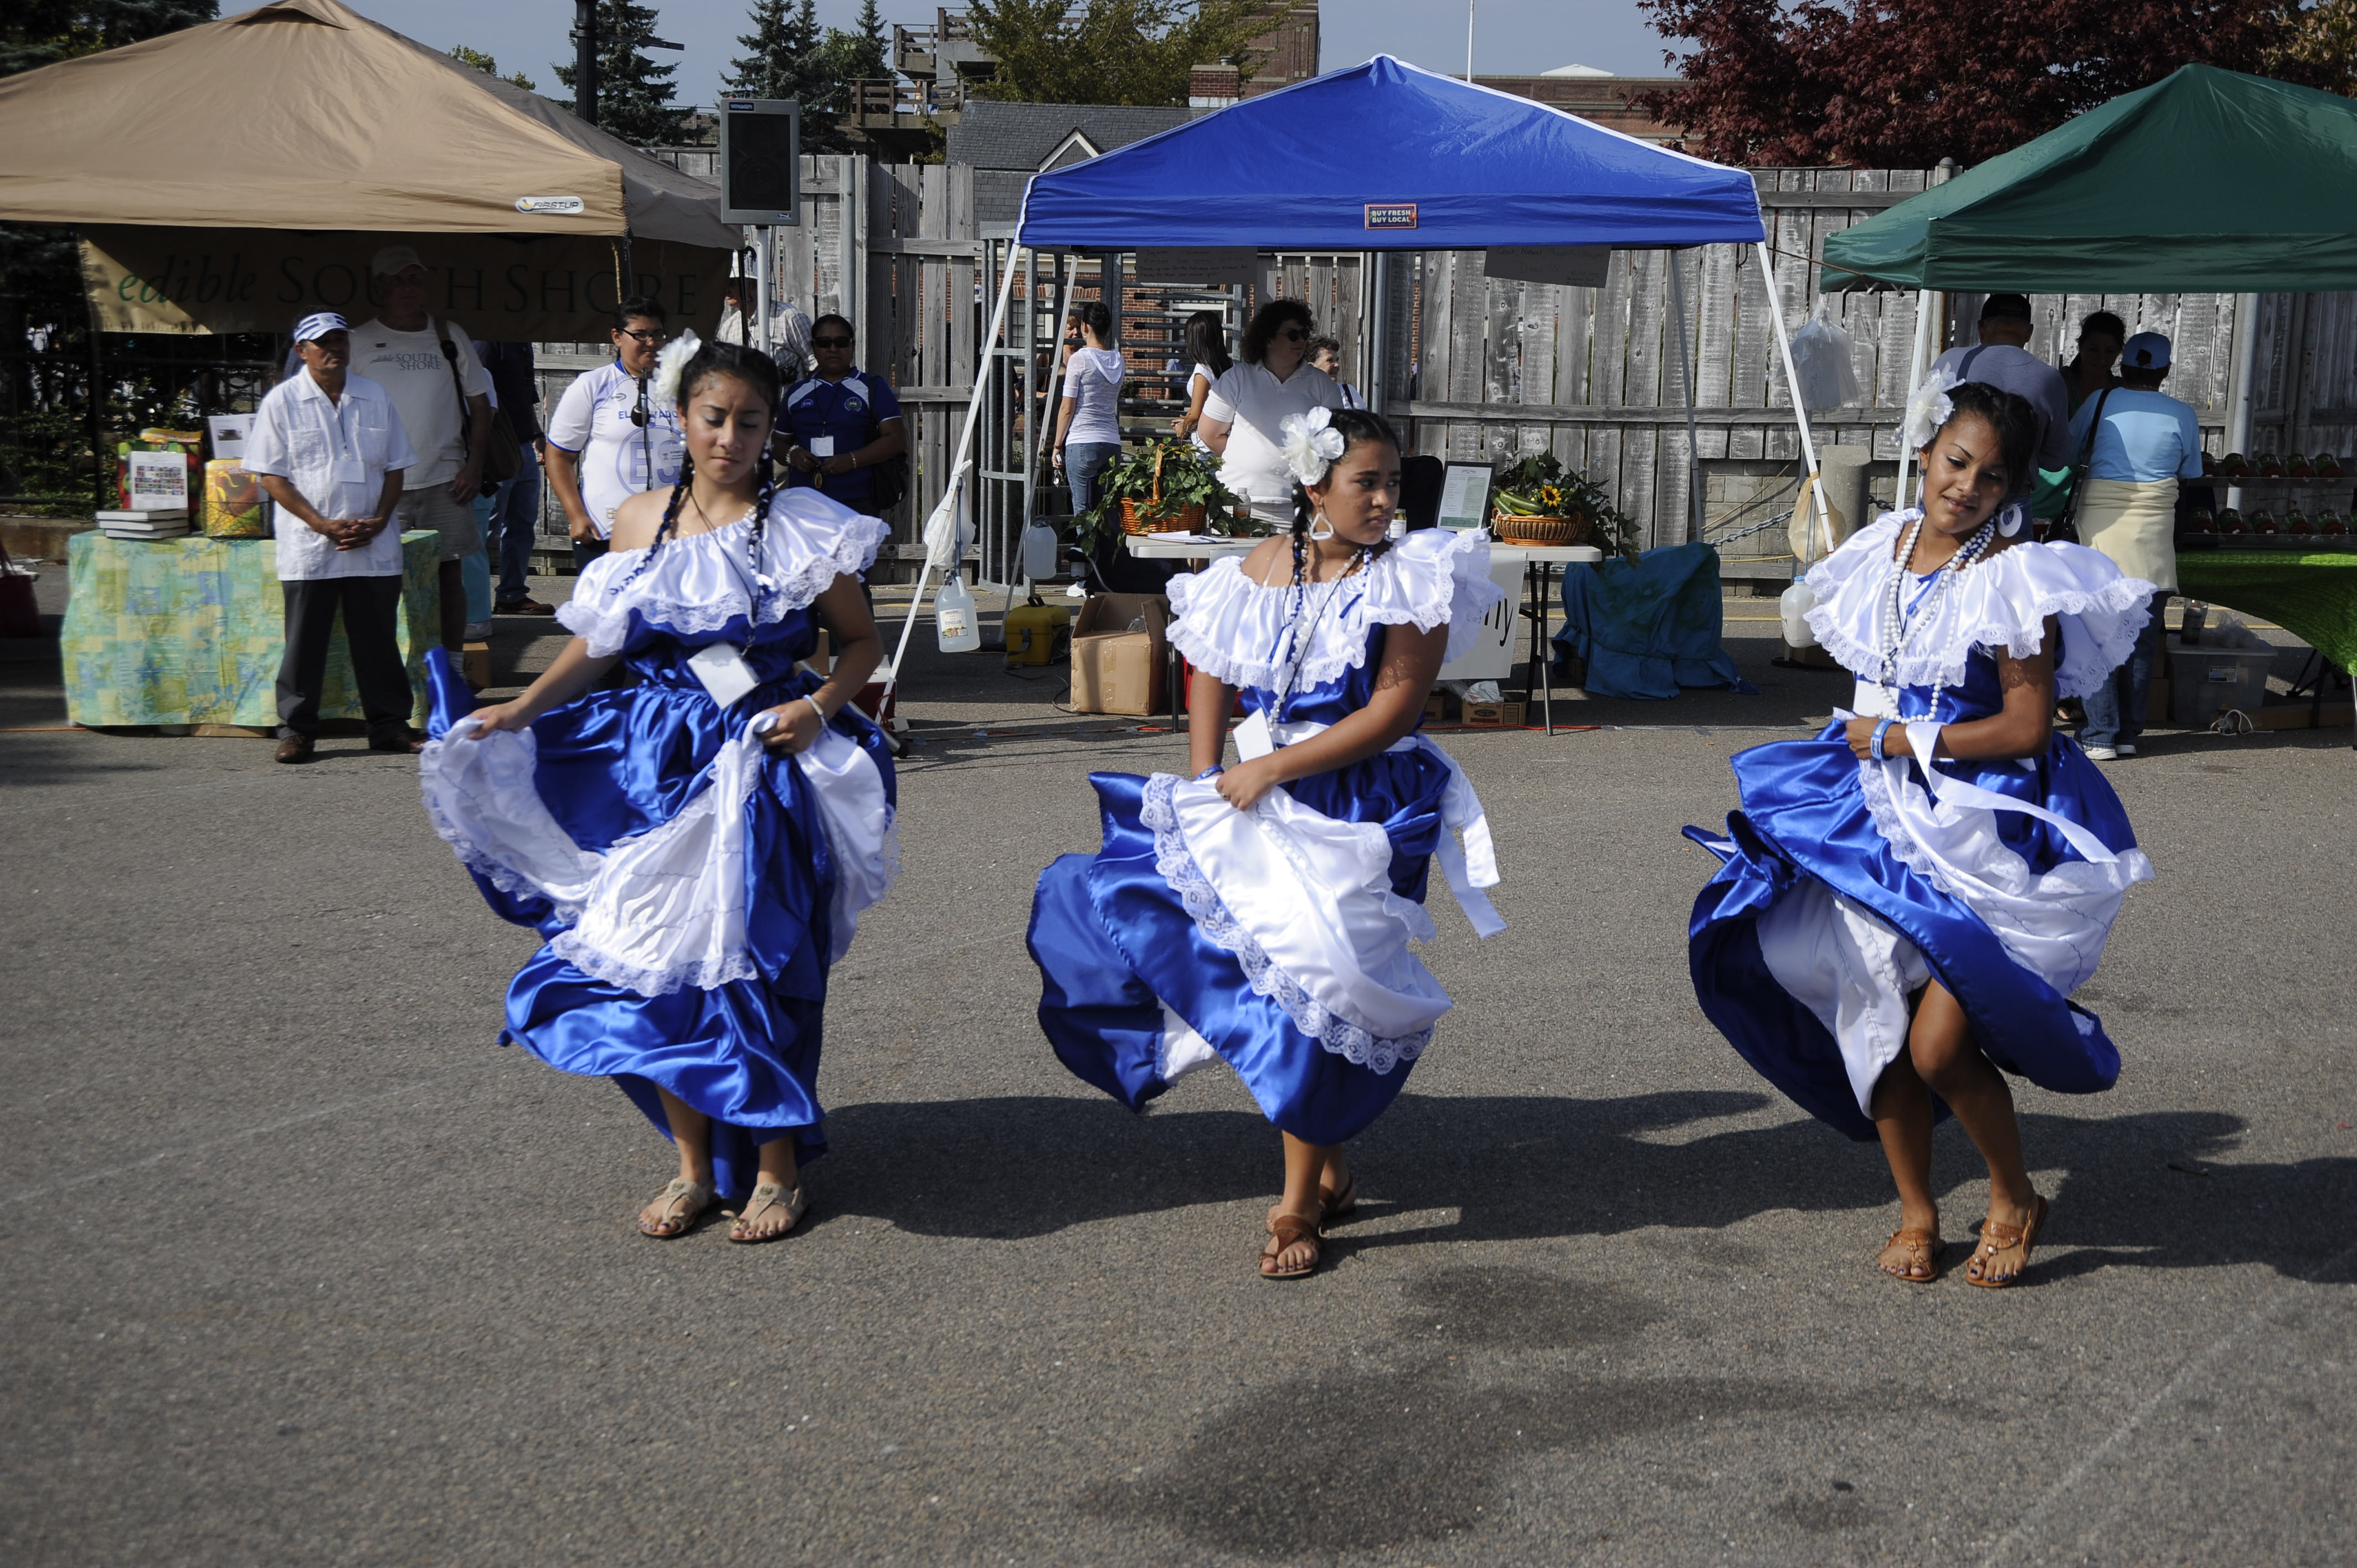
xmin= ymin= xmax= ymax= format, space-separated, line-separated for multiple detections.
xmin=79 ymin=228 xmax=727 ymax=341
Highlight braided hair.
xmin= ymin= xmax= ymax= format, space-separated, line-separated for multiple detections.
xmin=621 ymin=339 xmax=785 ymax=592
xmin=1289 ymin=407 xmax=1404 ymax=585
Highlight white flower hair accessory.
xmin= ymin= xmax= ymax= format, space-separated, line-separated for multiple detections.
xmin=1901 ymin=365 xmax=1959 ymax=452
xmin=649 ymin=328 xmax=702 ymax=405
xmin=1279 ymin=405 xmax=1348 ymax=486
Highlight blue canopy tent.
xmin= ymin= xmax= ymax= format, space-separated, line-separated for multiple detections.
xmin=886 ymin=58 xmax=1824 ymax=700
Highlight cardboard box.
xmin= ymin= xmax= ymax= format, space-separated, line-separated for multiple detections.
xmin=1070 ymin=592 xmax=1170 ymax=715
xmin=1423 ymin=692 xmax=1448 ymax=723
xmin=1463 ymin=700 xmax=1527 ymax=728
xmin=462 ymin=641 xmax=491 ymax=689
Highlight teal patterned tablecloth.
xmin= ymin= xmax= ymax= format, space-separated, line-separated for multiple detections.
xmin=61 ymin=532 xmax=439 ymax=728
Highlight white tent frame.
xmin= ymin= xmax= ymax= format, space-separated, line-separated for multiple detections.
xmin=881 ymin=234 xmax=1831 ymax=705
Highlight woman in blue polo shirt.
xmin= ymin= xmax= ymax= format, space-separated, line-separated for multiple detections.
xmin=779 ymin=314 xmax=906 ymax=516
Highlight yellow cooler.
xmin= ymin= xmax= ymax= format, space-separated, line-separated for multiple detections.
xmin=1003 ymin=596 xmax=1070 ymax=665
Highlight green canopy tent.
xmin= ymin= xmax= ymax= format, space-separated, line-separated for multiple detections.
xmin=1819 ymin=64 xmax=2357 ymax=295
xmin=1821 ymin=63 xmax=2357 ymax=730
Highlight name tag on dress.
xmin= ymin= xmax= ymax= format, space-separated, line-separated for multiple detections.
xmin=1233 ymin=708 xmax=1274 ymax=760
xmin=1851 ymin=680 xmax=1896 ymax=719
xmin=687 ymin=643 xmax=760 ymax=708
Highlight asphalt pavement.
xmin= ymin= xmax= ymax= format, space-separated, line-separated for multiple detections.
xmin=2 ymin=583 xmax=2351 ymax=1566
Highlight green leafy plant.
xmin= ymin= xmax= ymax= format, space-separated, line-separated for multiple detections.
xmin=1491 ymin=451 xmax=1639 ymax=554
xmin=1073 ymin=439 xmax=1242 ymax=548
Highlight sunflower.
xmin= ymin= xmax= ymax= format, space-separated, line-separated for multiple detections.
xmin=1540 ymin=484 xmax=1562 ymax=509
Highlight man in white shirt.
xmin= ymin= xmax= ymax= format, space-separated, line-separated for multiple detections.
xmin=244 ymin=312 xmax=423 ymax=763
xmin=348 ymin=245 xmax=490 ymax=656
xmin=544 ymin=295 xmax=686 ymax=572
xmin=716 ymin=273 xmax=814 ymax=381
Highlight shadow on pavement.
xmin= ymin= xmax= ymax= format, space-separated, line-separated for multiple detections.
xmin=821 ymin=1091 xmax=2353 ymax=1286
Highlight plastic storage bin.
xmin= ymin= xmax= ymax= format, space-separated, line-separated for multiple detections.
xmin=2168 ymin=644 xmax=2274 ymax=726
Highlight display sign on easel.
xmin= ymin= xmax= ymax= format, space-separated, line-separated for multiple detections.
xmin=1436 ymin=463 xmax=1492 ymax=530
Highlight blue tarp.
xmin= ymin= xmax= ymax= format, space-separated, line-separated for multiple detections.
xmin=1016 ymin=56 xmax=1766 ymax=252
xmin=1552 ymin=543 xmax=1757 ymax=700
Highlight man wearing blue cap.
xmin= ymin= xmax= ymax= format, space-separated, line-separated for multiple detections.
xmin=244 ymin=312 xmax=424 ymax=762
xmin=2066 ymin=330 xmax=2199 ymax=758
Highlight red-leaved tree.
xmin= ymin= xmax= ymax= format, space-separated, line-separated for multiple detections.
xmin=1635 ymin=0 xmax=2324 ymax=166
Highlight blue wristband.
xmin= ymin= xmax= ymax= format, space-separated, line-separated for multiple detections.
xmin=1870 ymin=718 xmax=1895 ymax=761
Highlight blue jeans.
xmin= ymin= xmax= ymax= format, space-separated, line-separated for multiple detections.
xmin=486 ymin=450 xmax=543 ymax=606
xmin=2079 ymin=589 xmax=2170 ymax=748
xmin=1064 ymin=441 xmax=1123 ymax=515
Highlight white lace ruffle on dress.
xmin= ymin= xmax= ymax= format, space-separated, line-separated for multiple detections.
xmin=419 ymin=716 xmax=899 ymax=994
xmin=1803 ymin=512 xmax=2156 ymax=700
xmin=1166 ymin=528 xmax=1509 ymax=693
xmin=557 ymin=489 xmax=889 ymax=658
xmin=1140 ymin=771 xmax=1452 ymax=1075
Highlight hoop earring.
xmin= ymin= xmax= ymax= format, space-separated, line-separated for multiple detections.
xmin=1308 ymin=509 xmax=1335 ymax=542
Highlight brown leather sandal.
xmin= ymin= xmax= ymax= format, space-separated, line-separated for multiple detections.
xmin=1877 ymin=1226 xmax=1943 ymax=1283
xmin=638 ymin=1177 xmax=715 ymax=1238
xmin=1320 ymin=1172 xmax=1358 ymax=1225
xmin=1967 ymin=1194 xmax=2048 ymax=1288
xmin=1259 ymin=1208 xmax=1324 ymax=1279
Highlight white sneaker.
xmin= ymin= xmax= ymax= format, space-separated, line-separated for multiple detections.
xmin=2115 ymin=742 xmax=2137 ymax=756
xmin=463 ymin=620 xmax=493 ymax=641
xmin=2082 ymin=744 xmax=2119 ymax=760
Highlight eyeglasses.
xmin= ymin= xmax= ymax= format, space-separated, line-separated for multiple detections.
xmin=811 ymin=336 xmax=855 ymax=348
xmin=1276 ymin=327 xmax=1308 ymax=342
xmin=619 ymin=328 xmax=670 ymax=345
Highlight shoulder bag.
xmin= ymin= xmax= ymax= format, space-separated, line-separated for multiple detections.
xmin=2044 ymin=386 xmax=2112 ymax=545
xmin=438 ymin=319 xmax=522 ymax=494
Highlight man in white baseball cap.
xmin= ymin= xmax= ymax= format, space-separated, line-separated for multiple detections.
xmin=244 ymin=311 xmax=425 ymax=761
xmin=348 ymin=245 xmax=491 ymax=659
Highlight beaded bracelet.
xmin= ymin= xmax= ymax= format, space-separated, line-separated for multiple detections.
xmin=1870 ymin=718 xmax=1895 ymax=761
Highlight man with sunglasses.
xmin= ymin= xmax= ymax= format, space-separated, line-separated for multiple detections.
xmin=779 ymin=314 xmax=905 ymax=517
xmin=544 ymin=296 xmax=686 ymax=571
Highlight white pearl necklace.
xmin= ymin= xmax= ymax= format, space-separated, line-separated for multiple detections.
xmin=1878 ymin=508 xmax=1995 ymax=719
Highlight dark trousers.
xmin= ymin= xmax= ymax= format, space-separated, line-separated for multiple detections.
xmin=277 ymin=575 xmax=413 ymax=740
xmin=2080 ymin=588 xmax=2171 ymax=749
xmin=487 ymin=450 xmax=542 ymax=605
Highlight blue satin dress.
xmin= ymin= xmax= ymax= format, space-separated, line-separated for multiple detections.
xmin=1030 ymin=532 xmax=1506 ymax=1147
xmin=421 ymin=503 xmax=894 ymax=1200
xmin=1033 ymin=636 xmax=1457 ymax=1144
xmin=1686 ymin=517 xmax=2155 ymax=1141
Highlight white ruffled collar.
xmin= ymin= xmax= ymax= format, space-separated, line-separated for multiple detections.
xmin=558 ymin=488 xmax=888 ymax=657
xmin=1804 ymin=511 xmax=2156 ymax=700
xmin=1167 ymin=528 xmax=1506 ymax=694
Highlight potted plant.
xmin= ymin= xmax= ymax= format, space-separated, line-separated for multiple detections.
xmin=1489 ymin=452 xmax=1638 ymax=554
xmin=1074 ymin=439 xmax=1243 ymax=550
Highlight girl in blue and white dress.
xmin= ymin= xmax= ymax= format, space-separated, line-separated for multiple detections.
xmin=1687 ymin=380 xmax=2157 ymax=1288
xmin=1030 ymin=408 xmax=1509 ymax=1279
xmin=418 ymin=336 xmax=898 ymax=1245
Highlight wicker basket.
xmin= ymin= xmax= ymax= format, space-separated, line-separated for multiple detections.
xmin=1490 ymin=510 xmax=1597 ymax=548
xmin=1118 ymin=446 xmax=1207 ymax=534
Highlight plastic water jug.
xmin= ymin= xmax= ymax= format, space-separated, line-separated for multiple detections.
xmin=935 ymin=574 xmax=981 ymax=653
xmin=1778 ymin=581 xmax=1818 ymax=649
xmin=1021 ymin=520 xmax=1061 ymax=581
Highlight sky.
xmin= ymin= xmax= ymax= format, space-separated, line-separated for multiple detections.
xmin=342 ymin=0 xmax=1676 ymax=111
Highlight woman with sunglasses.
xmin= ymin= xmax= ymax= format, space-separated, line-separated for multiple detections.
xmin=1030 ymin=407 xmax=1508 ymax=1280
xmin=1197 ymin=299 xmax=1346 ymax=527
xmin=545 ymin=296 xmax=685 ymax=573
xmin=778 ymin=314 xmax=907 ymax=519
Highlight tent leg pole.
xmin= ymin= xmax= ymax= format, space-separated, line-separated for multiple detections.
xmin=1758 ymin=242 xmax=1833 ymax=553
xmin=1900 ymin=287 xmax=1932 ymax=511
xmin=880 ymin=253 xmax=1021 ymax=706
xmin=2225 ymin=291 xmax=2258 ymax=515
xmin=1669 ymin=248 xmax=1701 ymax=544
xmin=1000 ymin=245 xmax=1034 ymax=621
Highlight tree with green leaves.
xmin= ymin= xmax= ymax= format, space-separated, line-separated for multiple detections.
xmin=964 ymin=0 xmax=1270 ymax=106
xmin=553 ymin=0 xmax=681 ymax=146
xmin=727 ymin=0 xmax=892 ymax=154
xmin=1 ymin=0 xmax=214 ymax=78
xmin=449 ymin=43 xmax=536 ymax=92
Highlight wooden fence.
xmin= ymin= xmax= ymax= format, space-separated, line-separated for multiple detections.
xmin=619 ymin=154 xmax=2357 ymax=585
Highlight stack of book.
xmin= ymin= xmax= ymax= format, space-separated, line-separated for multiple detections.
xmin=97 ymin=507 xmax=192 ymax=541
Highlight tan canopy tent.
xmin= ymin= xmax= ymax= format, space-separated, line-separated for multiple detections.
xmin=0 ymin=0 xmax=737 ymax=339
